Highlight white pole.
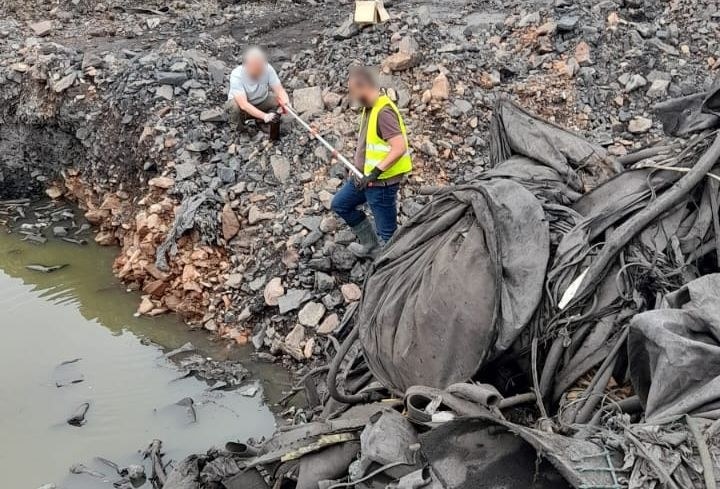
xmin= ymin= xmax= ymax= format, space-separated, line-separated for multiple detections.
xmin=280 ymin=102 xmax=365 ymax=179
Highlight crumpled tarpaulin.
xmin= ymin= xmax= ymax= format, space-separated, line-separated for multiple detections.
xmin=490 ymin=98 xmax=621 ymax=191
xmin=357 ymin=180 xmax=548 ymax=393
xmin=155 ymin=191 xmax=209 ymax=271
xmin=420 ymin=415 xmax=622 ymax=489
xmin=629 ymin=273 xmax=720 ymax=420
xmin=655 ymin=84 xmax=720 ymax=136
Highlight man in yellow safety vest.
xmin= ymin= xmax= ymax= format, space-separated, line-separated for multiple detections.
xmin=331 ymin=66 xmax=412 ymax=258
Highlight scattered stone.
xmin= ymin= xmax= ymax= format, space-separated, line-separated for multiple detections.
xmin=624 ymin=74 xmax=647 ymax=93
xmin=646 ymin=79 xmax=670 ymax=99
xmin=341 ymin=283 xmax=362 ymax=302
xmin=317 ymin=313 xmax=339 ymax=334
xmin=264 ymin=277 xmax=284 ymax=306
xmin=334 ymin=16 xmax=360 ymax=40
xmin=29 ymin=20 xmax=53 ymax=37
xmin=298 ymin=301 xmax=325 ymax=327
xmin=278 ymin=289 xmax=309 ymax=314
xmin=221 ymin=204 xmax=240 ymax=240
xmin=575 ymin=41 xmax=591 ymax=65
xmin=271 ymin=155 xmax=291 ymax=183
xmin=156 ymin=85 xmax=174 ymax=101
xmin=53 ymin=73 xmax=77 ymax=93
xmin=628 ymin=116 xmax=653 ymax=134
xmin=293 ymin=87 xmax=324 ymax=115
xmin=200 ymin=108 xmax=227 ymax=122
xmin=430 ymin=73 xmax=450 ymax=100
xmin=53 ymin=226 xmax=68 ymax=237
xmin=148 ymin=176 xmax=174 ymax=189
xmin=283 ymin=324 xmax=305 ymax=361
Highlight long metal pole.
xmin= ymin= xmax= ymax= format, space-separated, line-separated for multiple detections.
xmin=279 ymin=101 xmax=364 ymax=179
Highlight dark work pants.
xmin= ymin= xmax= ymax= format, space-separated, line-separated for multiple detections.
xmin=331 ymin=179 xmax=400 ymax=241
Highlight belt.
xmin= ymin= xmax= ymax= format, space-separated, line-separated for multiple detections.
xmin=367 ymin=180 xmax=400 ymax=188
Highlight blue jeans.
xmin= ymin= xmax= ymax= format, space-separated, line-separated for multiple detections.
xmin=331 ymin=180 xmax=400 ymax=241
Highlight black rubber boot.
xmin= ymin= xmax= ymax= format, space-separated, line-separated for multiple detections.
xmin=348 ymin=219 xmax=380 ymax=259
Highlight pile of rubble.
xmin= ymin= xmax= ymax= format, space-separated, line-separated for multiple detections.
xmin=2 ymin=0 xmax=719 ymax=365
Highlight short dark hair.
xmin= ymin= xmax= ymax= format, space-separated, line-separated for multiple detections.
xmin=349 ymin=65 xmax=378 ymax=88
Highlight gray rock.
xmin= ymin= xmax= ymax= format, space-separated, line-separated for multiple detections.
xmin=557 ymin=15 xmax=579 ymax=32
xmin=175 ymin=163 xmax=197 ymax=181
xmin=299 ymin=216 xmax=322 ymax=232
xmin=156 ymin=85 xmax=174 ymax=101
xmin=624 ymin=74 xmax=647 ymax=93
xmin=453 ymin=99 xmax=473 ymax=115
xmin=200 ymin=108 xmax=227 ymax=122
xmin=207 ymin=59 xmax=226 ymax=85
xmin=271 ymin=155 xmax=290 ymax=183
xmin=217 ymin=165 xmax=235 ymax=184
xmin=646 ymin=79 xmax=670 ymax=99
xmin=278 ymin=289 xmax=310 ymax=314
xmin=331 ymin=246 xmax=356 ymax=270
xmin=334 ymin=16 xmax=360 ymax=40
xmin=293 ymin=87 xmax=324 ymax=115
xmin=53 ymin=73 xmax=77 ymax=93
xmin=517 ymin=12 xmax=540 ymax=27
xmin=53 ymin=226 xmax=68 ymax=237
xmin=315 ymin=272 xmax=335 ymax=291
xmin=464 ymin=12 xmax=506 ymax=35
xmin=155 ymin=71 xmax=188 ymax=86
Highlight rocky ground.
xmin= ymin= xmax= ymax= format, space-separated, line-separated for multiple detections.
xmin=1 ymin=0 xmax=718 ymax=373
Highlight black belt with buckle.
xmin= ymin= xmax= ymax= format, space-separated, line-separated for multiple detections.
xmin=367 ymin=179 xmax=400 ymax=188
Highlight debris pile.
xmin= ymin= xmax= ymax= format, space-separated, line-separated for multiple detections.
xmin=2 ymin=0 xmax=719 ymax=367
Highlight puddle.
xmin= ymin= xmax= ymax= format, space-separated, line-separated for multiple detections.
xmin=0 ymin=228 xmax=290 ymax=488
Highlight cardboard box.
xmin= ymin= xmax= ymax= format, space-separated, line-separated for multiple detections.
xmin=354 ymin=1 xmax=390 ymax=24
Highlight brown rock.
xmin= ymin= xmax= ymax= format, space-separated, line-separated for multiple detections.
xmin=383 ymin=52 xmax=416 ymax=72
xmin=317 ymin=313 xmax=339 ymax=334
xmin=143 ymin=279 xmax=167 ymax=297
xmin=221 ymin=204 xmax=240 ymax=240
xmin=341 ymin=283 xmax=362 ymax=302
xmin=145 ymin=263 xmax=170 ymax=281
xmin=303 ymin=338 xmax=315 ymax=359
xmin=95 ymin=231 xmax=117 ymax=246
xmin=430 ymin=73 xmax=450 ymax=100
xmin=264 ymin=277 xmax=284 ymax=306
xmin=575 ymin=41 xmax=591 ymax=65
xmin=148 ymin=176 xmax=175 ymax=189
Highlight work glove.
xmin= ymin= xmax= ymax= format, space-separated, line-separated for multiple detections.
xmin=263 ymin=112 xmax=281 ymax=124
xmin=356 ymin=167 xmax=383 ymax=191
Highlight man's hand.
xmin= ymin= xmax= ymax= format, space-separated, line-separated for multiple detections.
xmin=263 ymin=112 xmax=281 ymax=124
xmin=356 ymin=167 xmax=383 ymax=191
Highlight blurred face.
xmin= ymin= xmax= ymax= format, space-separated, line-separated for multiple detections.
xmin=348 ymin=76 xmax=374 ymax=107
xmin=245 ymin=55 xmax=266 ymax=79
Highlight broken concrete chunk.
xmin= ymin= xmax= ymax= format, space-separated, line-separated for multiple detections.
xmin=278 ymin=289 xmax=310 ymax=314
xmin=292 ymin=87 xmax=324 ymax=115
xmin=29 ymin=20 xmax=53 ymax=37
xmin=271 ymin=155 xmax=291 ymax=183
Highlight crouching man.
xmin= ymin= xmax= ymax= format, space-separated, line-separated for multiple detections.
xmin=225 ymin=47 xmax=290 ymax=140
xmin=331 ymin=66 xmax=412 ymax=258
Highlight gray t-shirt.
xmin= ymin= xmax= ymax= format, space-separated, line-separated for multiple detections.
xmin=227 ymin=64 xmax=281 ymax=105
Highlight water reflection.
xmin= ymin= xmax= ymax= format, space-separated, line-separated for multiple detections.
xmin=0 ymin=230 xmax=288 ymax=489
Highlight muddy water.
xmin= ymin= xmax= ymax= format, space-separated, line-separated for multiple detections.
xmin=0 ymin=231 xmax=289 ymax=488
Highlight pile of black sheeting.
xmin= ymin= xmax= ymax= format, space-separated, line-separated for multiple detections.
xmin=162 ymin=96 xmax=720 ymax=489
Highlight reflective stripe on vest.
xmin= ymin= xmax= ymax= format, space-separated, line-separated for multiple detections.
xmin=361 ymin=95 xmax=412 ymax=180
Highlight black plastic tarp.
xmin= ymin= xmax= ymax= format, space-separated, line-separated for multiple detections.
xmin=629 ymin=273 xmax=720 ymax=420
xmin=357 ymin=180 xmax=548 ymax=393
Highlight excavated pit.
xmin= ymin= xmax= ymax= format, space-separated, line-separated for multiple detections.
xmin=0 ymin=123 xmax=85 ymax=199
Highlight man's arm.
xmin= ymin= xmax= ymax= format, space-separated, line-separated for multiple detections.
xmin=271 ymin=83 xmax=290 ymax=107
xmin=374 ymin=135 xmax=407 ymax=172
xmin=233 ymin=92 xmax=269 ymax=121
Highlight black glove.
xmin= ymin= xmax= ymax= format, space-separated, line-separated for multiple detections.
xmin=356 ymin=167 xmax=383 ymax=191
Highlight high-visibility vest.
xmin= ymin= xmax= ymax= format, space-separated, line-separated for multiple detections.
xmin=361 ymin=94 xmax=412 ymax=179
